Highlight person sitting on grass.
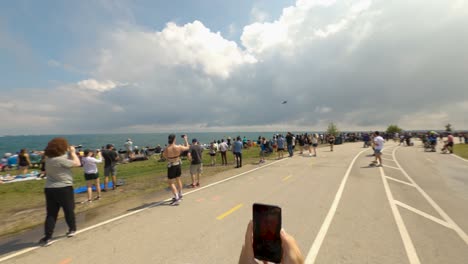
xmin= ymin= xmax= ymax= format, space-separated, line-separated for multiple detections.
xmin=81 ymin=149 xmax=103 ymax=203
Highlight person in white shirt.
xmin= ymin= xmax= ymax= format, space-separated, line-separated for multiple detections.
xmin=124 ymin=138 xmax=133 ymax=159
xmin=218 ymin=139 xmax=229 ymax=165
xmin=81 ymin=149 xmax=103 ymax=203
xmin=372 ymin=131 xmax=385 ymax=167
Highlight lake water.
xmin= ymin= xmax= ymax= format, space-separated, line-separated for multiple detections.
xmin=0 ymin=131 xmax=309 ymax=154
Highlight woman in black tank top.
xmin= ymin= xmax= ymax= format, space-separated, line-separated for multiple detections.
xmin=18 ymin=149 xmax=32 ymax=175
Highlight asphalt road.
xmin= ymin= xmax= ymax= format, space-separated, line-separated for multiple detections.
xmin=1 ymin=141 xmax=467 ymax=264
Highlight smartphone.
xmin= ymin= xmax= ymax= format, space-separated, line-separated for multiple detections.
xmin=253 ymin=203 xmax=282 ymax=263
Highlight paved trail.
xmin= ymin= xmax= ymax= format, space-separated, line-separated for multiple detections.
xmin=1 ymin=142 xmax=467 ymax=264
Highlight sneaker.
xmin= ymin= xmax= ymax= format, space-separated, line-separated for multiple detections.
xmin=94 ymin=196 xmax=101 ymax=201
xmin=66 ymin=230 xmax=76 ymax=237
xmin=170 ymin=197 xmax=180 ymax=206
xmin=178 ymin=193 xmax=183 ymax=200
xmin=196 ymin=182 xmax=200 ymax=187
xmin=81 ymin=199 xmax=92 ymax=204
xmin=38 ymin=237 xmax=52 ymax=247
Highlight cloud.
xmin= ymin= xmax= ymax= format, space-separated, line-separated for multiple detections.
xmin=76 ymin=79 xmax=123 ymax=92
xmin=47 ymin=59 xmax=61 ymax=67
xmin=95 ymin=20 xmax=257 ymax=79
xmin=251 ymin=7 xmax=270 ymax=22
xmin=2 ymin=0 xmax=468 ymax=135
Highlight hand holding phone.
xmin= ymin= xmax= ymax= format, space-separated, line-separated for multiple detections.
xmin=253 ymin=203 xmax=283 ymax=263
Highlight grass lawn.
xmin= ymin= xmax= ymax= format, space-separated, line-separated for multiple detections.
xmin=453 ymin=143 xmax=468 ymax=159
xmin=0 ymin=145 xmax=294 ymax=236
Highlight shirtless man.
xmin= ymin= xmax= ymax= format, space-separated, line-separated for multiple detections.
xmin=163 ymin=134 xmax=190 ymax=205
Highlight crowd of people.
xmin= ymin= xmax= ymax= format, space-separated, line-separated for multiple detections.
xmin=1 ymin=130 xmax=466 ymax=260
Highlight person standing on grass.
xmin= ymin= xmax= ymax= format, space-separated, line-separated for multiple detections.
xmin=209 ymin=142 xmax=217 ymax=166
xmin=277 ymin=134 xmax=285 ymax=159
xmin=18 ymin=149 xmax=32 ymax=175
xmin=101 ymin=144 xmax=119 ymax=192
xmin=81 ymin=149 xmax=103 ymax=203
xmin=187 ymin=138 xmax=203 ymax=188
xmin=163 ymin=134 xmax=190 ymax=205
xmin=39 ymin=138 xmax=81 ymax=246
xmin=124 ymin=138 xmax=133 ymax=160
xmin=372 ymin=131 xmax=385 ymax=166
xmin=233 ymin=136 xmax=243 ymax=168
xmin=219 ymin=139 xmax=228 ymax=166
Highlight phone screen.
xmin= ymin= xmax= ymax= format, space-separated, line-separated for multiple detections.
xmin=253 ymin=203 xmax=282 ymax=263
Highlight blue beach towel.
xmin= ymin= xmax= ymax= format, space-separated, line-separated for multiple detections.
xmin=74 ymin=182 xmax=114 ymax=194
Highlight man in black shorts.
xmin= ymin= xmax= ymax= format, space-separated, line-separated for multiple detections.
xmin=101 ymin=144 xmax=119 ymax=191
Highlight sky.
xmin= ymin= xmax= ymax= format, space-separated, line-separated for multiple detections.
xmin=1 ymin=0 xmax=467 ymax=135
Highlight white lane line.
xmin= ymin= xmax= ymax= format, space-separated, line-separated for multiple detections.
xmin=385 ymin=176 xmax=415 ymax=187
xmin=394 ymin=200 xmax=452 ymax=229
xmin=393 ymin=147 xmax=468 ymax=245
xmin=382 ymin=153 xmax=393 ymax=157
xmin=382 ymin=157 xmax=395 ymax=162
xmin=450 ymin=153 xmax=468 ymax=163
xmin=380 ymin=167 xmax=421 ymax=264
xmin=305 ymin=148 xmax=369 ymax=264
xmin=383 ymin=164 xmax=401 ymax=170
xmin=0 ymin=158 xmax=288 ymax=263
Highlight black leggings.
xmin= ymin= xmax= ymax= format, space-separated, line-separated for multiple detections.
xmin=44 ymin=186 xmax=76 ymax=238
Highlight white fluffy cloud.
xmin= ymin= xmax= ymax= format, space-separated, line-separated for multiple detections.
xmin=2 ymin=0 xmax=468 ymax=134
xmin=95 ymin=21 xmax=257 ymax=80
xmin=77 ymin=79 xmax=122 ymax=92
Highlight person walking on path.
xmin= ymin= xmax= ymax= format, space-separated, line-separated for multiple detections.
xmin=81 ymin=149 xmax=103 ymax=203
xmin=371 ymin=131 xmax=385 ymax=167
xmin=327 ymin=134 xmax=336 ymax=152
xmin=219 ymin=139 xmax=228 ymax=166
xmin=187 ymin=138 xmax=203 ymax=188
xmin=39 ymin=138 xmax=81 ymax=246
xmin=163 ymin=134 xmax=190 ymax=205
xmin=286 ymin=132 xmax=294 ymax=157
xmin=310 ymin=133 xmax=319 ymax=157
xmin=233 ymin=136 xmax=243 ymax=168
xmin=101 ymin=144 xmax=119 ymax=191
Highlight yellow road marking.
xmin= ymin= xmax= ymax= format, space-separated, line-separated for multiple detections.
xmin=282 ymin=175 xmax=293 ymax=181
xmin=216 ymin=203 xmax=243 ymax=220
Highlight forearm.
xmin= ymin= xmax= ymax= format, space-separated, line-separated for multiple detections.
xmin=69 ymin=152 xmax=81 ymax=167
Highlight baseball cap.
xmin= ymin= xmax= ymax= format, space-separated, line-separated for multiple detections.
xmin=192 ymin=138 xmax=198 ymax=143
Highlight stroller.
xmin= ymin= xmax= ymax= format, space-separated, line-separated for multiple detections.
xmin=424 ymin=141 xmax=436 ymax=152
